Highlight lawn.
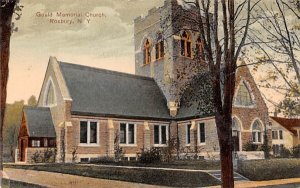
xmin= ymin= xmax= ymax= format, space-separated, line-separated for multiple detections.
xmin=4 ymin=162 xmax=221 ymax=187
xmin=2 ymin=178 xmax=45 ymax=188
xmin=90 ymin=159 xmax=221 ymax=170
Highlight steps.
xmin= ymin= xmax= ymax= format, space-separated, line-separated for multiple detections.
xmin=208 ymin=170 xmax=249 ymax=182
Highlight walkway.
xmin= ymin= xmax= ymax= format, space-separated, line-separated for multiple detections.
xmin=4 ymin=168 xmax=165 ymax=188
xmin=4 ymin=167 xmax=300 ymax=188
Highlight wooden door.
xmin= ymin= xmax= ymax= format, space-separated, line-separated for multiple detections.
xmin=20 ymin=139 xmax=26 ymax=161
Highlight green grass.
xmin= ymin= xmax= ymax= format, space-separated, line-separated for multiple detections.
xmin=237 ymin=158 xmax=300 ymax=181
xmin=4 ymin=163 xmax=220 ymax=187
xmin=90 ymin=159 xmax=221 ymax=170
xmin=2 ymin=178 xmax=45 ymax=188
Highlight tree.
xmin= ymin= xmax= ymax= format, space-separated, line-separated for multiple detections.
xmin=163 ymin=1 xmax=259 ymax=187
xmin=0 ymin=0 xmax=18 ymax=179
xmin=27 ymin=95 xmax=37 ymax=106
xmin=248 ymin=0 xmax=300 ymax=117
xmin=3 ymin=100 xmax=24 ymax=162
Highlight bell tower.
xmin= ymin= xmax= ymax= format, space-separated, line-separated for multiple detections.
xmin=134 ymin=0 xmax=205 ymax=116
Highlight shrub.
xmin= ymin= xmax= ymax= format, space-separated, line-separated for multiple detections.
xmin=42 ymin=148 xmax=56 ymax=163
xmin=291 ymin=145 xmax=300 ymax=158
xmin=243 ymin=140 xmax=258 ymax=151
xmin=31 ymin=148 xmax=56 ymax=163
xmin=89 ymin=156 xmax=115 ymax=164
xmin=114 ymin=131 xmax=125 ymax=162
xmin=238 ymin=159 xmax=300 ymax=180
xmin=31 ymin=151 xmax=43 ymax=163
xmin=138 ymin=147 xmax=162 ymax=164
xmin=278 ymin=147 xmax=291 ymax=158
xmin=161 ymin=138 xmax=177 ymax=162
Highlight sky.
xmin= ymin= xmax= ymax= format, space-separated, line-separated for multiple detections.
xmin=8 ymin=0 xmax=164 ymax=103
xmin=7 ymin=0 xmax=297 ymax=112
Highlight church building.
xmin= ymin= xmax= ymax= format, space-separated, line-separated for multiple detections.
xmin=17 ymin=0 xmax=270 ymax=162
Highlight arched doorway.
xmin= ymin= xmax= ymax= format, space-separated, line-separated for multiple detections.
xmin=232 ymin=117 xmax=241 ymax=151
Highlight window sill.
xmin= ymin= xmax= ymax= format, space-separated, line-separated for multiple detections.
xmin=198 ymin=143 xmax=206 ymax=146
xmin=78 ymin=144 xmax=100 ymax=147
xmin=185 ymin=144 xmax=191 ymax=147
xmin=119 ymin=144 xmax=137 ymax=147
xmin=233 ymin=104 xmax=256 ymax=108
xmin=252 ymin=142 xmax=262 ymax=145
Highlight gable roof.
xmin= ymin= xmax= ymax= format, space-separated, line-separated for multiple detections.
xmin=270 ymin=116 xmax=300 ymax=135
xmin=59 ymin=62 xmax=172 ymax=120
xmin=24 ymin=107 xmax=56 ymax=138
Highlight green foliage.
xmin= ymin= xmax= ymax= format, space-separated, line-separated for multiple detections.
xmin=138 ymin=147 xmax=162 ymax=164
xmin=243 ymin=140 xmax=258 ymax=151
xmin=4 ymin=163 xmax=220 ymax=187
xmin=277 ymin=147 xmax=291 ymax=158
xmin=291 ymin=145 xmax=300 ymax=158
xmin=31 ymin=148 xmax=56 ymax=163
xmin=89 ymin=156 xmax=115 ymax=163
xmin=278 ymin=97 xmax=300 ymax=118
xmin=4 ymin=100 xmax=24 ymax=161
xmin=238 ymin=159 xmax=300 ymax=181
xmin=161 ymin=138 xmax=177 ymax=162
xmin=27 ymin=95 xmax=37 ymax=106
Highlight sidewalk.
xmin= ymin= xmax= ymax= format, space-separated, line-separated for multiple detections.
xmin=4 ymin=167 xmax=300 ymax=188
xmin=4 ymin=168 xmax=166 ymax=188
xmin=208 ymin=178 xmax=300 ymax=188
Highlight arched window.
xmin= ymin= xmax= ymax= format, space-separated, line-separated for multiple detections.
xmin=235 ymin=81 xmax=253 ymax=106
xmin=195 ymin=37 xmax=203 ymax=59
xmin=232 ymin=117 xmax=240 ymax=151
xmin=180 ymin=31 xmax=191 ymax=58
xmin=252 ymin=120 xmax=262 ymax=144
xmin=143 ymin=39 xmax=151 ymax=65
xmin=45 ymin=80 xmax=56 ymax=106
xmin=155 ymin=34 xmax=164 ymax=60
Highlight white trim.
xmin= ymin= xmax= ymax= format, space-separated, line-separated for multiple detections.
xmin=153 ymin=124 xmax=169 ymax=147
xmin=197 ymin=122 xmax=206 ymax=145
xmin=250 ymin=118 xmax=264 ymax=144
xmin=43 ymin=76 xmax=57 ymax=107
xmin=119 ymin=122 xmax=137 ymax=146
xmin=232 ymin=115 xmax=243 ymax=151
xmin=186 ymin=124 xmax=191 ymax=146
xmin=233 ymin=78 xmax=256 ymax=108
xmin=79 ymin=120 xmax=100 ymax=147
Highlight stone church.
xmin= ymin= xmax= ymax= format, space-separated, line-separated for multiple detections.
xmin=18 ymin=0 xmax=270 ymax=162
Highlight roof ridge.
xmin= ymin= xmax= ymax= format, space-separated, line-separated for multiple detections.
xmin=58 ymin=61 xmax=155 ymax=81
xmin=270 ymin=116 xmax=300 ymax=121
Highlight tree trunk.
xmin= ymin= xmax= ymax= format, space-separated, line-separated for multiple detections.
xmin=216 ymin=113 xmax=234 ymax=188
xmin=0 ymin=1 xmax=16 ymax=173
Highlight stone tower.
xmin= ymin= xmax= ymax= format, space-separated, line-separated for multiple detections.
xmin=134 ymin=0 xmax=207 ymax=116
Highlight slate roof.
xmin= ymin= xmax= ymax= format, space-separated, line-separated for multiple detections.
xmin=270 ymin=116 xmax=300 ymax=135
xmin=59 ymin=62 xmax=172 ymax=120
xmin=24 ymin=107 xmax=56 ymax=137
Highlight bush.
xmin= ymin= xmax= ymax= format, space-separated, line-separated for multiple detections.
xmin=138 ymin=147 xmax=162 ymax=164
xmin=278 ymin=147 xmax=291 ymax=158
xmin=238 ymin=159 xmax=300 ymax=180
xmin=31 ymin=148 xmax=56 ymax=163
xmin=89 ymin=156 xmax=115 ymax=164
xmin=291 ymin=145 xmax=300 ymax=158
xmin=243 ymin=140 xmax=258 ymax=151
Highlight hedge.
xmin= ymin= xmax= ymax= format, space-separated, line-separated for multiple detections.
xmin=237 ymin=159 xmax=300 ymax=181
